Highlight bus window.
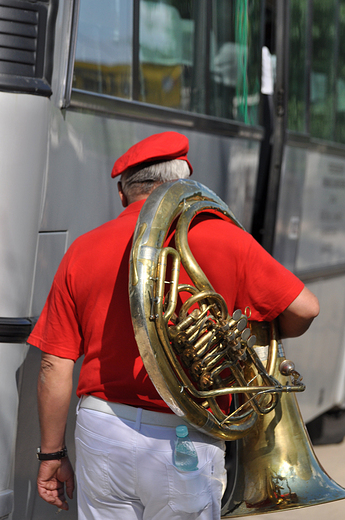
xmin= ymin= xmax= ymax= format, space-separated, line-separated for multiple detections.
xmin=310 ymin=0 xmax=337 ymax=142
xmin=72 ymin=0 xmax=262 ymax=126
xmin=335 ymin=2 xmax=345 ymax=143
xmin=210 ymin=0 xmax=262 ymax=124
xmin=288 ymin=0 xmax=345 ymax=147
xmin=138 ymin=0 xmax=193 ymax=110
xmin=73 ymin=0 xmax=133 ymax=99
xmin=288 ymin=0 xmax=308 ymax=134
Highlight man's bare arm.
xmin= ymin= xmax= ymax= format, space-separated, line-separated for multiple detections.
xmin=278 ymin=286 xmax=320 ymax=338
xmin=37 ymin=352 xmax=75 ymax=510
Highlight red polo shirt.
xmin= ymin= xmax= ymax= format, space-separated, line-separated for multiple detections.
xmin=28 ymin=199 xmax=303 ymax=413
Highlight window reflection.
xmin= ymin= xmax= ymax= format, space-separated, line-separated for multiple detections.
xmin=72 ymin=0 xmax=262 ymax=126
xmin=310 ymin=0 xmax=337 ymax=141
xmin=335 ymin=1 xmax=345 ymax=143
xmin=73 ymin=0 xmax=133 ymax=99
xmin=288 ymin=0 xmax=308 ymax=133
xmin=138 ymin=0 xmax=194 ymax=110
xmin=210 ymin=0 xmax=261 ymax=125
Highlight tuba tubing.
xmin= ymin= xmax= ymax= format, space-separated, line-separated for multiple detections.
xmin=129 ymin=180 xmax=304 ymax=440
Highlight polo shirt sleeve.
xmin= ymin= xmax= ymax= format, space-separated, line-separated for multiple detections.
xmin=28 ymin=250 xmax=84 ymax=362
xmin=235 ymin=233 xmax=304 ymax=322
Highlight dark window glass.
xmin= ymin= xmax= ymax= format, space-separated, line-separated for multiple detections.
xmin=288 ymin=0 xmax=308 ymax=133
xmin=335 ymin=0 xmax=345 ymax=143
xmin=310 ymin=0 xmax=337 ymax=141
xmin=209 ymin=0 xmax=262 ymax=124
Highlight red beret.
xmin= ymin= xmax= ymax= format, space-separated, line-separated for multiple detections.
xmin=111 ymin=131 xmax=193 ymax=178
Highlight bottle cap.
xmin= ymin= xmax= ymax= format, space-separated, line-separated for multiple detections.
xmin=176 ymin=425 xmax=189 ymax=438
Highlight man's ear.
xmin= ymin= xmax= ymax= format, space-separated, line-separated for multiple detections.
xmin=117 ymin=181 xmax=128 ymax=207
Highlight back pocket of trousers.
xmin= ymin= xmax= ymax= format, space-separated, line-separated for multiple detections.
xmin=75 ymin=437 xmax=111 ymax=498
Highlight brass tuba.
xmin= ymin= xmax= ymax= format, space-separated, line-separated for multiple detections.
xmin=129 ymin=179 xmax=345 ymax=514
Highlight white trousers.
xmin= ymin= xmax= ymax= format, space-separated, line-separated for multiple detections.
xmin=75 ymin=406 xmax=227 ymax=520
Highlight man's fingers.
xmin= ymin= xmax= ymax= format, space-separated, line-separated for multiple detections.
xmin=38 ymin=491 xmax=65 ymax=508
xmin=37 ymin=458 xmax=74 ymax=510
xmin=57 ymin=501 xmax=69 ymax=511
xmin=65 ymin=476 xmax=74 ymax=499
xmin=37 ymin=482 xmax=68 ymax=509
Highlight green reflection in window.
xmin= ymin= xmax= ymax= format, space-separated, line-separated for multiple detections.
xmin=335 ymin=1 xmax=345 ymax=143
xmin=209 ymin=0 xmax=261 ymax=124
xmin=288 ymin=0 xmax=308 ymax=133
xmin=235 ymin=0 xmax=261 ymax=124
xmin=72 ymin=0 xmax=133 ymax=99
xmin=310 ymin=0 xmax=337 ymax=141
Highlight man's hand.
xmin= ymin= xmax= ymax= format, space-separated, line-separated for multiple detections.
xmin=37 ymin=457 xmax=75 ymax=510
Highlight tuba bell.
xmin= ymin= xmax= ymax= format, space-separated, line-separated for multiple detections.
xmin=129 ymin=179 xmax=345 ymax=515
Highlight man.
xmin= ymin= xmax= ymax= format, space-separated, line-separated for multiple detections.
xmin=29 ymin=131 xmax=319 ymax=520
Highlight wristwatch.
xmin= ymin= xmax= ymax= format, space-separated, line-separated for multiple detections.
xmin=36 ymin=446 xmax=68 ymax=461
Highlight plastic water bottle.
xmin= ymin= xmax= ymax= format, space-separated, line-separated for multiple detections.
xmin=173 ymin=425 xmax=199 ymax=471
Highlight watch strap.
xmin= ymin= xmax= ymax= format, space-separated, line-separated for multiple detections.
xmin=36 ymin=446 xmax=67 ymax=461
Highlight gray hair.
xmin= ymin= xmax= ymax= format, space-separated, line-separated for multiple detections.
xmin=120 ymin=159 xmax=190 ymax=199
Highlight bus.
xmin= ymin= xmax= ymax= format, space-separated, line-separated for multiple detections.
xmin=1 ymin=0 xmax=345 ymax=518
